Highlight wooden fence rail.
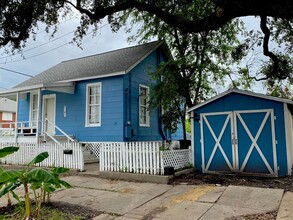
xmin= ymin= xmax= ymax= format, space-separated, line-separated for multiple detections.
xmin=99 ymin=141 xmax=191 ymax=175
xmin=0 ymin=142 xmax=84 ymax=171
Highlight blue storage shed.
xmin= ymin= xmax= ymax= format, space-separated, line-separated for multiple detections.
xmin=187 ymin=89 xmax=293 ymax=177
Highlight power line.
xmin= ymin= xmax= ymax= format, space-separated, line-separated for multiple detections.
xmin=0 ymin=23 xmax=109 ymax=64
xmin=0 ymin=31 xmax=75 ymax=60
xmin=1 ymin=42 xmax=70 ymax=64
xmin=0 ymin=67 xmax=33 ymax=77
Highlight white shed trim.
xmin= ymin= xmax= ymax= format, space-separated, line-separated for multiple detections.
xmin=187 ymin=89 xmax=293 ymax=113
xmin=284 ymin=103 xmax=293 ymax=175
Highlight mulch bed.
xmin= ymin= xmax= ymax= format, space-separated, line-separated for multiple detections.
xmin=171 ymin=171 xmax=293 ymax=191
xmin=171 ymin=172 xmax=293 ymax=220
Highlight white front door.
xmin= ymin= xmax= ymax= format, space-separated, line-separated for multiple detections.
xmin=43 ymin=95 xmax=56 ymax=135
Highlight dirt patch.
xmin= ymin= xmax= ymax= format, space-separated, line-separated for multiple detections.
xmin=171 ymin=172 xmax=291 ymax=220
xmin=0 ymin=201 xmax=102 ymax=220
xmin=171 ymin=172 xmax=293 ymax=192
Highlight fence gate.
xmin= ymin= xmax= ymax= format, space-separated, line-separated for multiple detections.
xmin=200 ymin=109 xmax=278 ymax=176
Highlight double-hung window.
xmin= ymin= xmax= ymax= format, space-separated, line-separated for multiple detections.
xmin=2 ymin=112 xmax=13 ymax=121
xmin=86 ymin=83 xmax=101 ymax=127
xmin=139 ymin=85 xmax=150 ymax=127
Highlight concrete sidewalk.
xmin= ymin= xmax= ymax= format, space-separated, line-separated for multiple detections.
xmin=48 ymin=176 xmax=285 ymax=220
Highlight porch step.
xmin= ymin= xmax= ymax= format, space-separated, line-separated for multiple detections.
xmin=39 ymin=135 xmax=77 ymax=144
xmin=83 ymin=147 xmax=99 ymax=164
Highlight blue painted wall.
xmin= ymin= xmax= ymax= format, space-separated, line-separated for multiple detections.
xmin=124 ymin=50 xmax=163 ymax=141
xmin=192 ymin=92 xmax=288 ymax=176
xmin=43 ymin=76 xmax=125 ymax=142
xmin=17 ymin=46 xmax=168 ymax=142
xmin=18 ymin=93 xmax=30 ymax=123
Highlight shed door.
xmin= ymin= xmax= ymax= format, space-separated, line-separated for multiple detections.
xmin=200 ymin=109 xmax=277 ymax=176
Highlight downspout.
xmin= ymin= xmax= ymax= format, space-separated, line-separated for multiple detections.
xmin=157 ymin=49 xmax=166 ymax=140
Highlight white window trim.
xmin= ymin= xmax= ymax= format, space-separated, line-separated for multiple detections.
xmin=29 ymin=92 xmax=38 ymax=127
xmin=85 ymin=82 xmax=102 ymax=127
xmin=2 ymin=112 xmax=13 ymax=121
xmin=139 ymin=84 xmax=150 ymax=127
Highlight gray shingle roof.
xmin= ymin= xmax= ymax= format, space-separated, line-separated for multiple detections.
xmin=15 ymin=41 xmax=163 ymax=88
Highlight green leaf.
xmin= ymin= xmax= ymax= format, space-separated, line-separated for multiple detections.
xmin=28 ymin=152 xmax=49 ymax=166
xmin=44 ymin=184 xmax=56 ymax=193
xmin=27 ymin=168 xmax=54 ymax=183
xmin=11 ymin=190 xmax=21 ymax=203
xmin=0 ymin=147 xmax=19 ymax=158
xmin=52 ymin=167 xmax=69 ymax=174
xmin=58 ymin=180 xmax=71 ymax=188
xmin=0 ymin=170 xmax=21 ymax=183
xmin=0 ymin=182 xmax=20 ymax=198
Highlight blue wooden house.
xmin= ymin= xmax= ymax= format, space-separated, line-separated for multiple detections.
xmin=187 ymin=89 xmax=293 ymax=177
xmin=0 ymin=41 xmax=171 ymax=143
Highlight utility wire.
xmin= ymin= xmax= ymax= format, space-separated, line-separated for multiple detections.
xmin=0 ymin=23 xmax=109 ymax=64
xmin=0 ymin=67 xmax=33 ymax=77
xmin=1 ymin=42 xmax=70 ymax=64
xmin=0 ymin=31 xmax=75 ymax=60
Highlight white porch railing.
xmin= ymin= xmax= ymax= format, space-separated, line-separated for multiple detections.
xmin=99 ymin=141 xmax=192 ymax=175
xmin=43 ymin=118 xmax=75 ymax=144
xmin=0 ymin=142 xmax=84 ymax=171
xmin=0 ymin=120 xmax=75 ymax=145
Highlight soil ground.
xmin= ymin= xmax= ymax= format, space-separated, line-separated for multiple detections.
xmin=171 ymin=172 xmax=293 ymax=220
xmin=171 ymin=172 xmax=293 ymax=191
xmin=1 ymin=172 xmax=291 ymax=220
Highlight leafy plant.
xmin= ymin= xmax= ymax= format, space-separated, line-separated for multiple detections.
xmin=0 ymin=146 xmax=20 ymax=207
xmin=0 ymin=150 xmax=71 ymax=219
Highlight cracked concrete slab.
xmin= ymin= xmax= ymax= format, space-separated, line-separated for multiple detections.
xmin=217 ymin=185 xmax=283 ymax=212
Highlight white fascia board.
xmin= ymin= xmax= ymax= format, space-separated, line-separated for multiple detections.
xmin=43 ymin=82 xmax=76 ymax=94
xmin=0 ymin=82 xmax=76 ymax=97
xmin=187 ymin=88 xmax=293 ymax=113
xmin=57 ymin=71 xmax=126 ymax=83
xmin=0 ymin=84 xmax=44 ymax=96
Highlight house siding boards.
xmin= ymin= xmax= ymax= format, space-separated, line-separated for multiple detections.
xmin=44 ymin=76 xmax=125 ymax=142
xmin=18 ymin=94 xmax=31 ymax=123
xmin=17 ymin=46 xmax=167 ymax=142
xmin=191 ymin=92 xmax=291 ymax=177
xmin=9 ymin=42 xmax=172 ymax=143
xmin=124 ymin=50 xmax=162 ymax=141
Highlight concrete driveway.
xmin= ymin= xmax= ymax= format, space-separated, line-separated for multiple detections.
xmin=48 ymin=176 xmax=284 ymax=220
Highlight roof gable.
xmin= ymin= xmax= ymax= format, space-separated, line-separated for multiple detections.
xmin=187 ymin=88 xmax=293 ymax=112
xmin=15 ymin=41 xmax=169 ymax=88
xmin=0 ymin=98 xmax=16 ymax=112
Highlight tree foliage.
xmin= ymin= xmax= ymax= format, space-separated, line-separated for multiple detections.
xmin=117 ymin=2 xmax=245 ymax=139
xmin=0 ymin=0 xmax=292 ymax=86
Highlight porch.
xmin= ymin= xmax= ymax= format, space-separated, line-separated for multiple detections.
xmin=0 ymin=119 xmax=75 ymax=145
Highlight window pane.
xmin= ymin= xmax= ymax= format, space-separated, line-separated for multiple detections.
xmin=139 ymin=85 xmax=149 ymax=126
xmin=2 ymin=112 xmax=13 ymax=121
xmin=87 ymin=84 xmax=101 ymax=125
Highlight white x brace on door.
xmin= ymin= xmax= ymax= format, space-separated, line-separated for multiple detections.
xmin=200 ymin=109 xmax=278 ymax=176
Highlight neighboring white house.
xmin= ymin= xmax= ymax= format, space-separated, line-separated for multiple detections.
xmin=0 ymin=97 xmax=16 ymax=132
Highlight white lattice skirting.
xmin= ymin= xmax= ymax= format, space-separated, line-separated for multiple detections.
xmin=161 ymin=149 xmax=192 ymax=170
xmin=99 ymin=141 xmax=192 ymax=175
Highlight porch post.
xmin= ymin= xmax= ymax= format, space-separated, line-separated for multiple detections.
xmin=14 ymin=92 xmax=19 ymax=143
xmin=36 ymin=88 xmax=41 ymax=144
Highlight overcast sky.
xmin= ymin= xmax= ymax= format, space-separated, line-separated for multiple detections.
xmin=0 ymin=15 xmax=271 ymax=94
xmin=0 ymin=16 xmax=140 ymax=90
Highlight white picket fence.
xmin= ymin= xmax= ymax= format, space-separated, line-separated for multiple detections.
xmin=99 ymin=141 xmax=192 ymax=175
xmin=0 ymin=142 xmax=84 ymax=171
